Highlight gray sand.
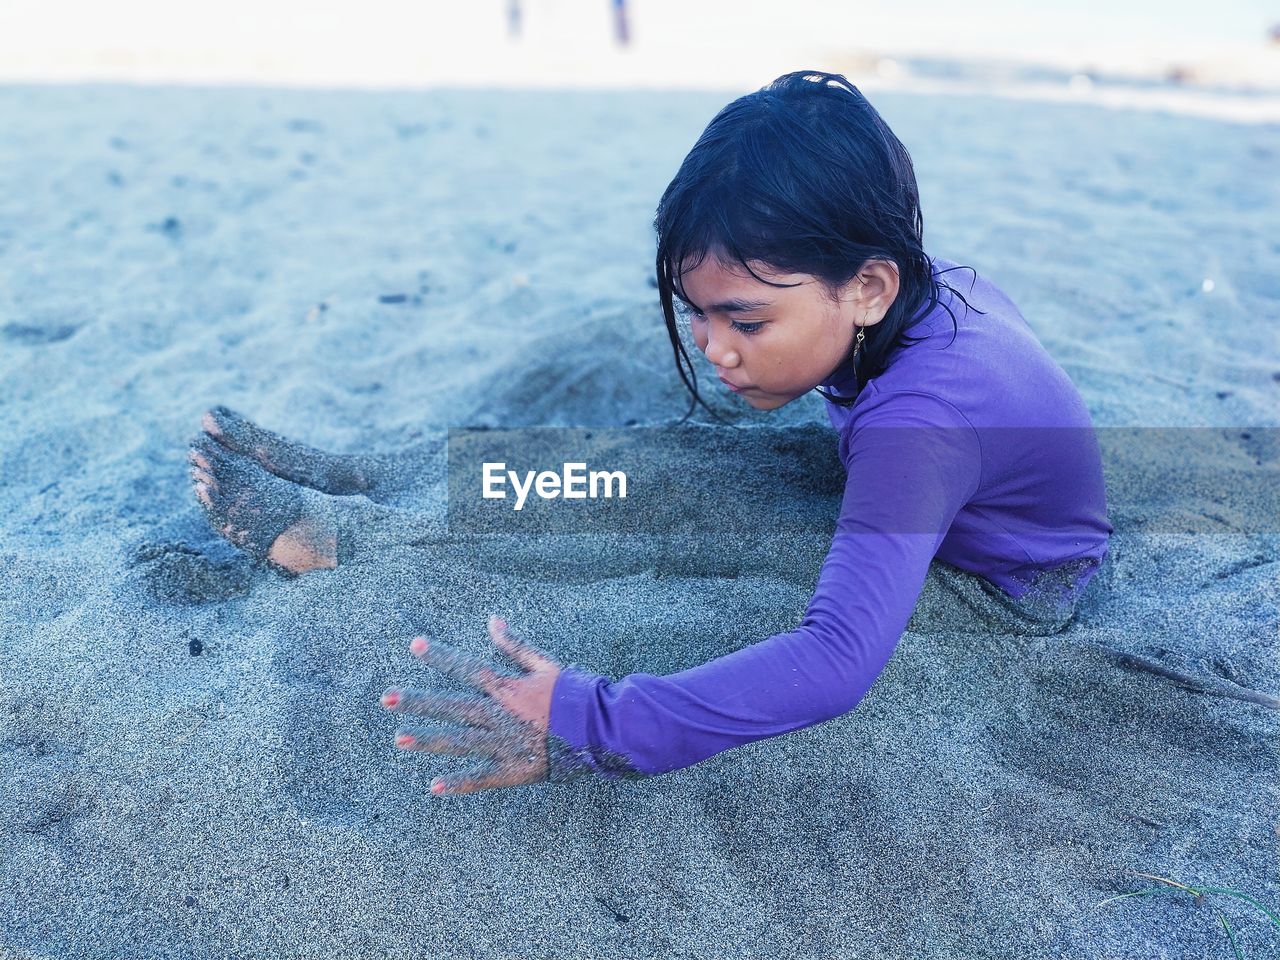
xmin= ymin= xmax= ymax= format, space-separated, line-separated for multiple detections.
xmin=0 ymin=85 xmax=1277 ymax=959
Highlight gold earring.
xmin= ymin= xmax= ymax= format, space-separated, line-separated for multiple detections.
xmin=852 ymin=325 xmax=866 ymax=362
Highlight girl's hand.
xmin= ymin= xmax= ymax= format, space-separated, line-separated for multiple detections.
xmin=381 ymin=615 xmax=562 ymax=796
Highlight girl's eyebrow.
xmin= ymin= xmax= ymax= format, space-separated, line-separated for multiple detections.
xmin=677 ymin=295 xmax=773 ymax=313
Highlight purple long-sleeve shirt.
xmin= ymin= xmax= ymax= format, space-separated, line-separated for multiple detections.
xmin=545 ymin=257 xmax=1112 ymax=782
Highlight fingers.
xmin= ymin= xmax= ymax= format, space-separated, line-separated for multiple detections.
xmin=429 ymin=764 xmax=531 ymax=796
xmin=408 ymin=636 xmax=516 ymax=695
xmin=393 ymin=725 xmax=504 ymax=758
xmin=386 ymin=620 xmax=554 ymax=796
xmin=487 ymin=615 xmax=552 ymax=673
xmin=382 ymin=687 xmax=511 ymax=730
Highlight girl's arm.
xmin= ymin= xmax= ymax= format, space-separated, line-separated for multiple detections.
xmin=545 ymin=392 xmax=983 ymax=781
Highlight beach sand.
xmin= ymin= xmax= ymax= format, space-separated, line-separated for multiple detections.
xmin=0 ymin=84 xmax=1276 ymax=959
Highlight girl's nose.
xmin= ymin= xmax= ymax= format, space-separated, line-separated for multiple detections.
xmin=704 ymin=327 xmax=739 ymax=368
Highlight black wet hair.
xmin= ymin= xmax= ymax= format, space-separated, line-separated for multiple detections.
xmin=654 ymin=70 xmax=981 ymax=422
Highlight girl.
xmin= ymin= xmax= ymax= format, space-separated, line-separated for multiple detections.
xmin=190 ymin=71 xmax=1112 ymax=796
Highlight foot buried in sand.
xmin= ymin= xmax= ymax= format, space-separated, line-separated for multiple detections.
xmin=201 ymin=405 xmax=385 ymax=496
xmin=188 ymin=434 xmax=338 ymax=576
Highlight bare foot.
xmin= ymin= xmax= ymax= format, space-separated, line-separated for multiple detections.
xmin=201 ymin=405 xmax=386 ymax=497
xmin=189 ymin=435 xmax=338 ymax=575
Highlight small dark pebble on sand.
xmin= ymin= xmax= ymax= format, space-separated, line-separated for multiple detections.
xmin=592 ymin=895 xmax=630 ymax=923
xmin=2 ymin=322 xmax=79 ymax=345
xmin=378 ymin=293 xmax=408 ymax=304
xmin=149 ymin=216 xmax=181 ymax=237
xmin=188 ymin=638 xmax=204 ymax=656
xmin=184 ymin=895 xmax=196 ymax=907
xmin=1215 ymin=390 xmax=1232 ymax=399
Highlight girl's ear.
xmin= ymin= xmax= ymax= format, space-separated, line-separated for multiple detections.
xmin=850 ymin=260 xmax=900 ymax=326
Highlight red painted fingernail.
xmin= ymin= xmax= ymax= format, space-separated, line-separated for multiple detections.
xmin=431 ymin=780 xmax=446 ymax=795
xmin=395 ymin=734 xmax=414 ymax=748
xmin=381 ymin=690 xmax=400 ymax=708
xmin=410 ymin=636 xmax=428 ymax=655
xmin=493 ymin=617 xmax=507 ymax=630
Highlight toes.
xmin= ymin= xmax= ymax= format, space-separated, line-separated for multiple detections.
xmin=190 ymin=466 xmax=216 ymax=490
xmin=199 ymin=404 xmax=247 ymax=437
xmin=191 ymin=456 xmax=230 ymax=524
xmin=194 ymin=481 xmax=215 ymax=510
xmin=197 ymin=484 xmax=250 ymax=550
xmin=203 ymin=405 xmax=254 ymax=453
xmin=202 ymin=406 xmax=245 ymax=447
xmin=188 ymin=446 xmax=217 ymax=489
xmin=201 ymin=409 xmax=224 ymax=439
xmin=195 ymin=435 xmax=224 ymax=462
xmin=186 ymin=428 xmax=310 ymax=566
xmin=188 ymin=439 xmax=235 ymax=494
xmin=193 ymin=435 xmax=236 ymax=472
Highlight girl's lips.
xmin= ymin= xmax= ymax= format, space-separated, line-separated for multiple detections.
xmin=719 ymin=376 xmax=747 ymax=393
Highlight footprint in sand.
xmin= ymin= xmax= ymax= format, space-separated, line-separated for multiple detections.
xmin=130 ymin=540 xmax=252 ymax=605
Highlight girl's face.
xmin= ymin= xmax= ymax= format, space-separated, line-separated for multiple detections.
xmin=677 ymin=253 xmax=895 ymax=410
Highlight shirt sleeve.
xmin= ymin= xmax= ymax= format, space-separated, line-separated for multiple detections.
xmin=545 ymin=391 xmax=983 ymax=782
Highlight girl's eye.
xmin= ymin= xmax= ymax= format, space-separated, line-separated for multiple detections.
xmin=679 ymin=307 xmax=763 ymax=336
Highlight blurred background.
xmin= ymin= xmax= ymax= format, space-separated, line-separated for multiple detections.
xmin=2 ymin=0 xmax=1279 ymax=121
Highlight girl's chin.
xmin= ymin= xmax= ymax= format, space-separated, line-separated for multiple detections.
xmin=739 ymin=391 xmax=789 ymax=411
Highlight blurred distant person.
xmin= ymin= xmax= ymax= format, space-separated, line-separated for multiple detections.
xmin=507 ymin=0 xmax=627 ymax=47
xmin=613 ymin=0 xmax=630 ymax=46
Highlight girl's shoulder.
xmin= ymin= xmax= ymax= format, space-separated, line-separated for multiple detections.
xmin=898 ymin=256 xmax=1028 ymax=346
xmin=846 ymin=257 xmax=1095 ymax=431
